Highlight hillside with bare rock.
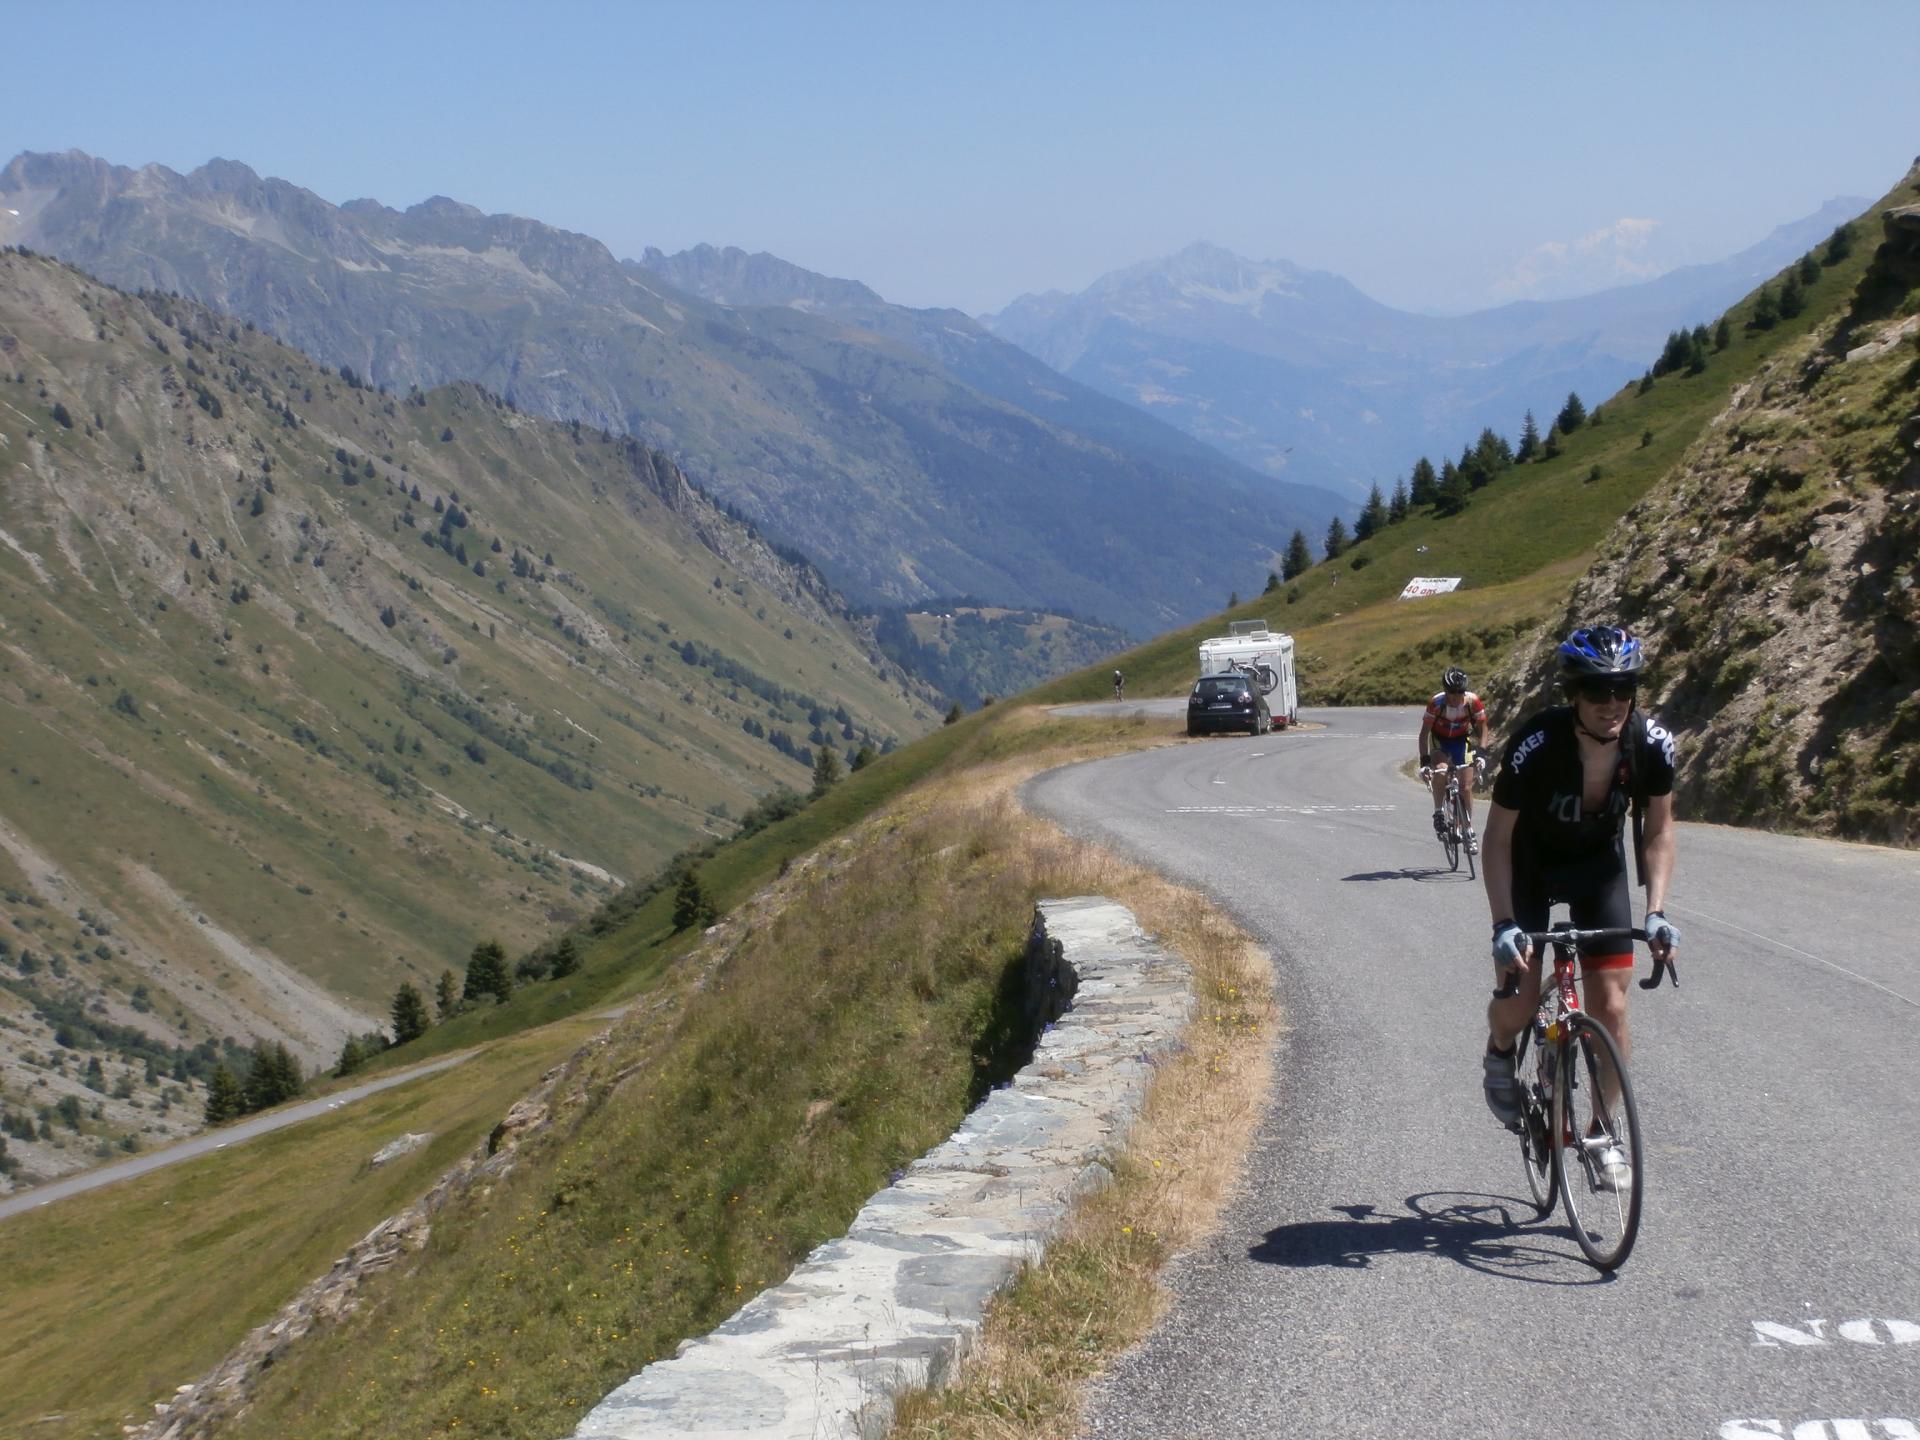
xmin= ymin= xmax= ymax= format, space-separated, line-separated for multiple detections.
xmin=1489 ymin=163 xmax=1920 ymax=844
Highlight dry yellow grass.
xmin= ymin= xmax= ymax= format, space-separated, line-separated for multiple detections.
xmin=892 ymin=710 xmax=1279 ymax=1438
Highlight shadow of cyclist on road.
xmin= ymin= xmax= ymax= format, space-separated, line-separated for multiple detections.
xmin=1248 ymin=1193 xmax=1606 ymax=1284
xmin=1340 ymin=867 xmax=1467 ymax=884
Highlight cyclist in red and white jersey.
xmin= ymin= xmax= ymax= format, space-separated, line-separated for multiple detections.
xmin=1418 ymin=667 xmax=1490 ymax=845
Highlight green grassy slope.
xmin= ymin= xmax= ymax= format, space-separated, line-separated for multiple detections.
xmin=0 ymin=251 xmax=938 ymax=1183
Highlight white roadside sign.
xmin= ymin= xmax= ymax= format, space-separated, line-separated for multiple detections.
xmin=1399 ymin=576 xmax=1462 ymax=599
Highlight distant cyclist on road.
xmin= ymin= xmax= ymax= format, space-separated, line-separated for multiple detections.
xmin=1113 ymin=669 xmax=1125 ymax=702
xmin=1418 ymin=667 xmax=1490 ymax=848
xmin=1479 ymin=624 xmax=1682 ymax=1192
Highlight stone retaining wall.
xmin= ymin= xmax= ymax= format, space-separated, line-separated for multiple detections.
xmin=570 ymin=895 xmax=1190 ymax=1440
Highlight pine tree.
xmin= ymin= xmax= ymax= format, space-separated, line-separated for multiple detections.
xmin=391 ymin=982 xmax=430 ymax=1043
xmin=1408 ymin=457 xmax=1439 ymax=508
xmin=1515 ymin=411 xmax=1541 ymax=463
xmin=1435 ymin=461 xmax=1471 ymax=516
xmin=1713 ymin=316 xmax=1732 ymax=351
xmin=1543 ymin=428 xmax=1563 ymax=460
xmin=1796 ymin=252 xmax=1820 ymax=286
xmin=550 ymin=935 xmax=582 ymax=979
xmin=1263 ymin=570 xmax=1280 ymax=594
xmin=1778 ymin=270 xmax=1805 ymax=319
xmin=1355 ymin=483 xmax=1388 ymax=540
xmin=1638 ymin=371 xmax=1655 ymax=396
xmin=1655 ymin=330 xmax=1691 ymax=377
xmin=672 ymin=869 xmax=716 ymax=932
xmin=1554 ymin=392 xmax=1587 ymax=434
xmin=1323 ymin=516 xmax=1350 ymax=560
xmin=464 ymin=940 xmax=512 ymax=1004
xmin=336 ymin=1036 xmax=368 ymax=1078
xmin=435 ymin=969 xmax=460 ymax=1018
xmin=943 ymin=702 xmax=963 ymax=726
xmin=810 ymin=744 xmax=843 ymax=799
xmin=1751 ymin=286 xmax=1780 ymax=330
xmin=1471 ymin=428 xmax=1512 ymax=486
xmin=1823 ymin=222 xmax=1853 ymax=266
xmin=204 ymin=1064 xmax=244 ymax=1124
xmin=1282 ymin=529 xmax=1313 ymax=580
xmin=1388 ymin=477 xmax=1409 ymax=524
xmin=243 ymin=1043 xmax=303 ymax=1111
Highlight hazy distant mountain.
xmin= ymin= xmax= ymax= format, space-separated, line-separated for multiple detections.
xmin=1 ymin=151 xmax=1344 ymax=635
xmin=983 ymin=202 xmax=1866 ymax=498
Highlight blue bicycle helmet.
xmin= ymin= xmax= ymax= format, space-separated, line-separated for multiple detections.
xmin=1557 ymin=624 xmax=1645 ymax=682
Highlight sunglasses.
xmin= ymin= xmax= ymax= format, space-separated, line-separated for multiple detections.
xmin=1576 ymin=680 xmax=1638 ymax=703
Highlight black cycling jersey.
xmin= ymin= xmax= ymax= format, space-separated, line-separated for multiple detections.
xmin=1491 ymin=706 xmax=1676 ymax=872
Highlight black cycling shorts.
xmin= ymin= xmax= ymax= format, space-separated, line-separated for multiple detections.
xmin=1512 ymin=854 xmax=1635 ymax=972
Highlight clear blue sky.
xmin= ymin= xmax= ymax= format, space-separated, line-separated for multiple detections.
xmin=4 ymin=1 xmax=1915 ymax=314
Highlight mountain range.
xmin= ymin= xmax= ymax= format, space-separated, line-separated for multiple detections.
xmin=0 ymin=151 xmax=1347 ymax=637
xmin=982 ymin=200 xmax=1866 ymax=500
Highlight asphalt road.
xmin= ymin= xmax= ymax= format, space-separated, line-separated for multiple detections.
xmin=1027 ymin=704 xmax=1920 ymax=1440
xmin=0 ymin=1052 xmax=470 ymax=1223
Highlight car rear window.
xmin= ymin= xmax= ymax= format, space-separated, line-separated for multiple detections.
xmin=1196 ymin=678 xmax=1250 ymax=698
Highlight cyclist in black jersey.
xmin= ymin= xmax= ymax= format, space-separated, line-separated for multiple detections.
xmin=1479 ymin=624 xmax=1682 ymax=1191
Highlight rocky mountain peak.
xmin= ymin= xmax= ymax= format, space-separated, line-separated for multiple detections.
xmin=633 ymin=242 xmax=883 ymax=314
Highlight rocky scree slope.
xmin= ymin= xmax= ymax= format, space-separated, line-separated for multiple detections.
xmin=1490 ymin=170 xmax=1920 ymax=845
xmin=0 ymin=250 xmax=935 ymax=1189
xmin=0 ymin=151 xmax=1343 ymax=635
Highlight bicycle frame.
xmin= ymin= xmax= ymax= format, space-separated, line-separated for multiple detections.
xmin=1499 ymin=923 xmax=1675 ymax=1270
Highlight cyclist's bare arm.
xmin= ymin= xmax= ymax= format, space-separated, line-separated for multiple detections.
xmin=1480 ymin=802 xmax=1527 ymax=965
xmin=1417 ymin=713 xmax=1435 ymax=767
xmin=1642 ymin=793 xmax=1678 ymax=958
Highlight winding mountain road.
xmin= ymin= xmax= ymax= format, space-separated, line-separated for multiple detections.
xmin=1028 ymin=704 xmax=1919 ymax=1440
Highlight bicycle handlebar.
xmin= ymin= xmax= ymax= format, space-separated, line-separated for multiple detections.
xmin=1491 ymin=925 xmax=1680 ymax=998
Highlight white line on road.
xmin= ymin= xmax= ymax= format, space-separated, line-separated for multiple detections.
xmin=1167 ymin=804 xmax=1400 ymax=815
xmin=1672 ymin=901 xmax=1920 ymax=1009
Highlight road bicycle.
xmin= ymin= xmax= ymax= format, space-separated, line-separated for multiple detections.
xmin=1419 ymin=752 xmax=1484 ymax=876
xmin=1499 ymin=924 xmax=1677 ymax=1271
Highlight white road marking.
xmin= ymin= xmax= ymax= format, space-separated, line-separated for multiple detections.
xmin=1167 ymin=804 xmax=1400 ymax=815
xmin=1674 ymin=902 xmax=1920 ymax=1009
xmin=1720 ymin=1420 xmax=1920 ymax=1439
xmin=1752 ymin=1318 xmax=1920 ymax=1347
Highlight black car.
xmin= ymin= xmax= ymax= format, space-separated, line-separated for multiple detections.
xmin=1186 ymin=674 xmax=1271 ymax=736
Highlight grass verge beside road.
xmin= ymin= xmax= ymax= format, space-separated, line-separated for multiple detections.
xmin=204 ymin=710 xmax=1275 ymax=1440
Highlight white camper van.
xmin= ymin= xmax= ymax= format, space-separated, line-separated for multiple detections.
xmin=1197 ymin=620 xmax=1298 ymax=728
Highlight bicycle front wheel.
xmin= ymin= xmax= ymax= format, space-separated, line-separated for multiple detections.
xmin=1513 ymin=1023 xmax=1555 ymax=1218
xmin=1453 ymin=791 xmax=1477 ymax=879
xmin=1441 ymin=800 xmax=1461 ymax=871
xmin=1552 ymin=1013 xmax=1644 ymax=1270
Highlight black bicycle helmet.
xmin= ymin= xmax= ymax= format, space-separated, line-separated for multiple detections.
xmin=1441 ymin=667 xmax=1469 ymax=693
xmin=1557 ymin=624 xmax=1645 ymax=682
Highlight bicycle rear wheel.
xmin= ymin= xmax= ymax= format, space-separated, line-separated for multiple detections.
xmin=1512 ymin=1024 xmax=1555 ymax=1217
xmin=1551 ymin=1013 xmax=1644 ymax=1270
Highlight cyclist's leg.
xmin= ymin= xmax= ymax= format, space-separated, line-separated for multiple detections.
xmin=1482 ymin=886 xmax=1544 ymax=1128
xmin=1432 ymin=737 xmax=1464 ymax=824
xmin=1487 ymin=885 xmax=1548 ymax=1051
xmin=1574 ymin=875 xmax=1636 ymax=1111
